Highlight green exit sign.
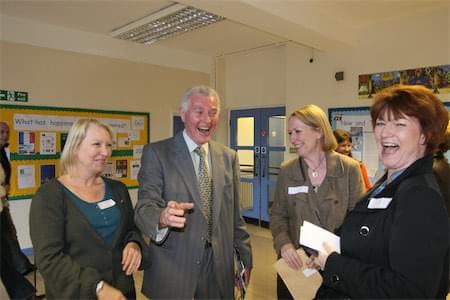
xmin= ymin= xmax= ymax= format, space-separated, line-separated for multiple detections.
xmin=0 ymin=90 xmax=28 ymax=102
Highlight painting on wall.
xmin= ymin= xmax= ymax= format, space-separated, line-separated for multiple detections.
xmin=359 ymin=64 xmax=450 ymax=99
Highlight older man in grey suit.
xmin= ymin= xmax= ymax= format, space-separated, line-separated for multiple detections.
xmin=135 ymin=85 xmax=252 ymax=299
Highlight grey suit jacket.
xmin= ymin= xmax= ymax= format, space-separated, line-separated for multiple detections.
xmin=135 ymin=132 xmax=252 ymax=299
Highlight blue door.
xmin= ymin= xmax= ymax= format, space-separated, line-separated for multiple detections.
xmin=230 ymin=107 xmax=285 ymax=222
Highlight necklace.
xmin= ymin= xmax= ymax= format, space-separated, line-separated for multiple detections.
xmin=309 ymin=155 xmax=326 ymax=178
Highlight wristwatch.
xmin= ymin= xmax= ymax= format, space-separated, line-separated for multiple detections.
xmin=96 ymin=280 xmax=104 ymax=294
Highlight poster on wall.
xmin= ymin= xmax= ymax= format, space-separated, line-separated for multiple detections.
xmin=359 ymin=64 xmax=450 ymax=99
xmin=17 ymin=165 xmax=35 ymax=189
xmin=40 ymin=132 xmax=57 ymax=155
xmin=40 ymin=164 xmax=56 ymax=184
xmin=115 ymin=160 xmax=128 ymax=178
xmin=18 ymin=131 xmax=36 ymax=155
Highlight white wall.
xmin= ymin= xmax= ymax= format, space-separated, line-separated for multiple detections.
xmin=224 ymin=45 xmax=286 ymax=108
xmin=214 ymin=45 xmax=287 ymax=144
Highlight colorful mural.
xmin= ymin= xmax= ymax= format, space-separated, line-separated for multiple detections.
xmin=359 ymin=64 xmax=450 ymax=99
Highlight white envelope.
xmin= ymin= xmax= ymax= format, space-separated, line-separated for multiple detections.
xmin=299 ymin=221 xmax=341 ymax=254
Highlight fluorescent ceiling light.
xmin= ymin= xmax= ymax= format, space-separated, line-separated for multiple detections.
xmin=111 ymin=3 xmax=224 ymax=45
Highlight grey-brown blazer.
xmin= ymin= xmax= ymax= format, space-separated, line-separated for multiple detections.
xmin=270 ymin=151 xmax=365 ymax=255
xmin=135 ymin=132 xmax=252 ymax=299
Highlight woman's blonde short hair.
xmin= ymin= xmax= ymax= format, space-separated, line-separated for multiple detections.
xmin=60 ymin=119 xmax=113 ymax=175
xmin=290 ymin=104 xmax=337 ymax=151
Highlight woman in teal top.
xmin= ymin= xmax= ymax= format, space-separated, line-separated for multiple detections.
xmin=30 ymin=119 xmax=145 ymax=300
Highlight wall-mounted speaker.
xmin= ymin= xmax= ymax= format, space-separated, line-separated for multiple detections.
xmin=335 ymin=71 xmax=344 ymax=81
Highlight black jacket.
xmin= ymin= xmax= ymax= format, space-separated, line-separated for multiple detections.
xmin=433 ymin=152 xmax=450 ymax=214
xmin=0 ymin=146 xmax=11 ymax=186
xmin=316 ymin=155 xmax=449 ymax=299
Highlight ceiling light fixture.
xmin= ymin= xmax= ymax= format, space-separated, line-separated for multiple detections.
xmin=111 ymin=3 xmax=224 ymax=45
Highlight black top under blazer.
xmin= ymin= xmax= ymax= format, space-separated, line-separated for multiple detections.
xmin=316 ymin=155 xmax=449 ymax=299
xmin=30 ymin=178 xmax=145 ymax=299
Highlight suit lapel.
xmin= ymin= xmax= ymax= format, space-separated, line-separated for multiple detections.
xmin=209 ymin=141 xmax=224 ymax=232
xmin=171 ymin=133 xmax=203 ymax=210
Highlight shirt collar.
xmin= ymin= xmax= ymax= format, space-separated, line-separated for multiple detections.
xmin=182 ymin=130 xmax=209 ymax=155
xmin=387 ymin=169 xmax=405 ymax=183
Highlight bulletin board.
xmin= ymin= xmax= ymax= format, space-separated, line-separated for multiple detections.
xmin=329 ymin=103 xmax=450 ymax=183
xmin=328 ymin=106 xmax=379 ymax=182
xmin=0 ymin=104 xmax=149 ymax=200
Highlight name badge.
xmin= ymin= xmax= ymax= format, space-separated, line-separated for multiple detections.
xmin=97 ymin=199 xmax=116 ymax=210
xmin=288 ymin=186 xmax=308 ymax=194
xmin=368 ymin=197 xmax=392 ymax=209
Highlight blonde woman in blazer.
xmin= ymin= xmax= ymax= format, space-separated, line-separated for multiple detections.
xmin=270 ymin=105 xmax=365 ymax=299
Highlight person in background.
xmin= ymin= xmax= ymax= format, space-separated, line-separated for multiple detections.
xmin=0 ymin=148 xmax=35 ymax=299
xmin=0 ymin=165 xmax=4 ymax=299
xmin=0 ymin=121 xmax=36 ymax=299
xmin=30 ymin=119 xmax=145 ymax=299
xmin=433 ymin=122 xmax=450 ymax=291
xmin=334 ymin=128 xmax=372 ymax=191
xmin=0 ymin=122 xmax=35 ymax=276
xmin=269 ymin=104 xmax=365 ymax=299
xmin=0 ymin=164 xmax=9 ymax=300
xmin=310 ymin=85 xmax=449 ymax=298
xmin=433 ymin=123 xmax=450 ymax=213
xmin=135 ymin=85 xmax=252 ymax=299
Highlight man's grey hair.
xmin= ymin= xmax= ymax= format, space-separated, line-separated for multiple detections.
xmin=180 ymin=85 xmax=221 ymax=113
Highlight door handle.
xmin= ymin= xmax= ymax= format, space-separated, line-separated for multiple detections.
xmin=254 ymin=146 xmax=260 ymax=177
xmin=261 ymin=147 xmax=267 ymax=178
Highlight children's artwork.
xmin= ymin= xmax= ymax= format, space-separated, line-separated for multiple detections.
xmin=17 ymin=165 xmax=35 ymax=189
xmin=115 ymin=160 xmax=128 ymax=178
xmin=40 ymin=164 xmax=56 ymax=184
xmin=129 ymin=130 xmax=140 ymax=141
xmin=131 ymin=160 xmax=141 ymax=180
xmin=118 ymin=136 xmax=131 ymax=147
xmin=103 ymin=161 xmax=114 ymax=178
xmin=359 ymin=64 xmax=450 ymax=98
xmin=133 ymin=145 xmax=143 ymax=158
xmin=40 ymin=132 xmax=56 ymax=155
xmin=18 ymin=131 xmax=36 ymax=155
xmin=350 ymin=126 xmax=363 ymax=161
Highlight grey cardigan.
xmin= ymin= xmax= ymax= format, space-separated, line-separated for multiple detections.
xmin=30 ymin=178 xmax=145 ymax=299
xmin=270 ymin=151 xmax=365 ymax=255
